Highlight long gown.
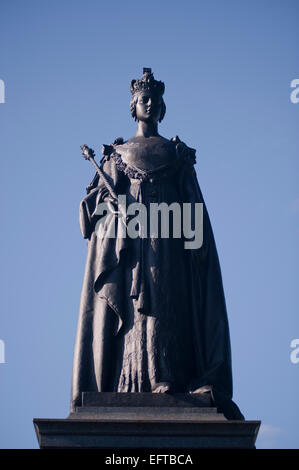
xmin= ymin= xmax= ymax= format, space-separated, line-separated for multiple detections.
xmin=70 ymin=136 xmax=237 ymax=417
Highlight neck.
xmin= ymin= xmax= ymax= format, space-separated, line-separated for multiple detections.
xmin=135 ymin=121 xmax=159 ymax=138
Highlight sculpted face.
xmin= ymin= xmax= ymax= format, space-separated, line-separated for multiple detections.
xmin=135 ymin=92 xmax=162 ymax=124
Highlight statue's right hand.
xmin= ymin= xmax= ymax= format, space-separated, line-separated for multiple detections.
xmin=103 ymin=196 xmax=119 ymax=214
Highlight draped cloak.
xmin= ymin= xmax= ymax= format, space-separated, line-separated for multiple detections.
xmin=70 ymin=138 xmax=242 ymax=419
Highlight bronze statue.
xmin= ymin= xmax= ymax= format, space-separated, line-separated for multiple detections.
xmin=71 ymin=68 xmax=243 ymax=420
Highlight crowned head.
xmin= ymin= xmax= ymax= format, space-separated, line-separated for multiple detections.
xmin=130 ymin=68 xmax=166 ymax=123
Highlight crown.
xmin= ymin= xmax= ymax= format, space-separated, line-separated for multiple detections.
xmin=130 ymin=68 xmax=165 ymax=97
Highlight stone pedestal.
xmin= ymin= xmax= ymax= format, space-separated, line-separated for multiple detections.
xmin=33 ymin=393 xmax=260 ymax=449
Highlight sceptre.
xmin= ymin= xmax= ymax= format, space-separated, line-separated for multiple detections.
xmin=80 ymin=144 xmax=127 ymax=224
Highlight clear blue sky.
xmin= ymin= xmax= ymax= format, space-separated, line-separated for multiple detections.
xmin=0 ymin=0 xmax=298 ymax=449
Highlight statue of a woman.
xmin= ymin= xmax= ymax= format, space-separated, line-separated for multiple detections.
xmin=71 ymin=68 xmax=243 ymax=420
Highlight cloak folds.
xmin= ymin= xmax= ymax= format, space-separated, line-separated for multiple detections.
xmin=70 ymin=139 xmax=244 ymax=420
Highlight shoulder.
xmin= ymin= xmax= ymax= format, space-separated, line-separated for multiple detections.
xmin=171 ymin=135 xmax=197 ymax=166
xmin=100 ymin=136 xmax=125 ymax=162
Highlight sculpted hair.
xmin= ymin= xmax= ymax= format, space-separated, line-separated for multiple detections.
xmin=130 ymin=95 xmax=166 ymax=122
